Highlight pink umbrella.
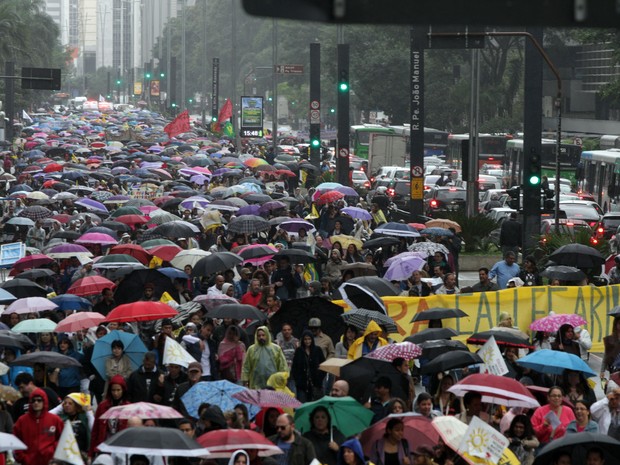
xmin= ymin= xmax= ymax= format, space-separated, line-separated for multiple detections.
xmin=139 ymin=205 xmax=159 ymax=215
xmin=55 ymin=312 xmax=106 ymax=332
xmin=100 ymin=402 xmax=184 ymax=420
xmin=67 ymin=276 xmax=116 ymax=297
xmin=75 ymin=232 xmax=118 ymax=246
xmin=5 ymin=297 xmax=58 ymax=315
xmin=231 ymin=389 xmax=302 ymax=409
xmin=365 ymin=342 xmax=422 ymax=361
xmin=529 ymin=313 xmax=587 ymax=333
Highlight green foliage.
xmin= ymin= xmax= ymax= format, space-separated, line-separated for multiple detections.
xmin=537 ymin=228 xmax=608 ymax=259
xmin=445 ymin=213 xmax=499 ymax=253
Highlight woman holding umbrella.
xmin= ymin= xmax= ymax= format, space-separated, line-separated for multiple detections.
xmin=552 ymin=324 xmax=581 ymax=358
xmin=368 ymin=418 xmax=412 ymax=465
xmin=291 ymin=330 xmax=325 ymax=402
xmin=531 ymin=386 xmax=575 ymax=446
xmin=302 ymin=406 xmax=346 ymax=465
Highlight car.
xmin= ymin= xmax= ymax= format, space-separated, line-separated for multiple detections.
xmin=598 ymin=212 xmax=620 ymax=239
xmin=479 ymin=189 xmax=507 ymax=212
xmin=540 ymin=218 xmax=597 ymax=246
xmin=387 ymin=179 xmax=412 ymax=210
xmin=351 ymin=170 xmax=371 ymax=195
xmin=424 ymin=186 xmax=467 ymax=217
xmin=486 ymin=207 xmax=516 ymax=224
xmin=559 ymin=200 xmax=604 ymax=228
xmin=366 ymin=178 xmax=393 ymax=204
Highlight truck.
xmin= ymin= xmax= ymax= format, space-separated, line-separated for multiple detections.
xmin=368 ymin=133 xmax=408 ymax=177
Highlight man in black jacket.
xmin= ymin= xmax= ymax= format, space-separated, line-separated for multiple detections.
xmin=271 ymin=257 xmax=298 ymax=301
xmin=126 ymin=352 xmax=163 ymax=403
xmin=499 ymin=212 xmax=522 ymax=258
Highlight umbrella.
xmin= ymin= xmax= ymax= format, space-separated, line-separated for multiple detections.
xmin=278 ymin=219 xmax=316 ymax=234
xmin=207 ymin=303 xmax=266 ymax=321
xmin=272 ymin=248 xmax=316 ymax=264
xmin=11 ymin=318 xmax=57 ymax=333
xmin=0 ymin=385 xmax=21 ymax=402
xmin=18 ymin=205 xmax=53 ymax=220
xmin=383 ymin=255 xmax=426 ymax=281
xmin=530 ymin=313 xmax=587 ymax=333
xmin=50 ymin=294 xmax=92 ymax=311
xmin=416 ymin=339 xmax=468 ymax=359
xmin=467 ymin=328 xmax=533 ymax=349
xmin=360 ymin=414 xmax=438 ymax=457
xmin=227 ymin=215 xmax=271 ymax=234
xmin=319 ymin=358 xmax=352 ymax=376
xmin=340 ymin=262 xmax=378 ymax=277
xmin=148 ymin=244 xmax=183 ymax=262
xmin=0 ymin=433 xmax=27 ymax=452
xmin=98 ymin=427 xmax=210 ymax=458
xmin=197 ymin=429 xmax=284 ymax=458
xmin=341 ymin=206 xmax=372 ymax=220
xmin=231 ymin=389 xmax=302 ymax=409
xmin=533 ymin=432 xmax=620 ymax=465
xmin=100 ymin=402 xmax=184 ymax=420
xmin=75 ymin=232 xmax=118 ymax=245
xmin=46 ymin=243 xmax=92 ymax=259
xmin=0 ymin=279 xmax=47 ymax=299
xmin=192 ymin=252 xmax=243 ymax=276
xmin=411 ymin=307 xmax=468 ymax=323
xmin=405 ymin=328 xmax=459 ymax=343
xmin=420 ymin=227 xmax=454 ymax=237
xmin=375 ymin=222 xmax=421 ymax=238
xmin=112 ymin=268 xmax=177 ymax=304
xmin=448 ymin=373 xmax=540 ymax=408
xmin=0 ymin=288 xmax=17 ymax=305
xmin=105 ymin=301 xmax=177 ymax=323
xmin=294 ymin=396 xmax=374 ymax=437
xmin=114 ymin=214 xmax=150 ymax=228
xmin=12 ymin=254 xmax=54 ymax=272
xmin=270 ymin=296 xmax=346 ymax=345
xmin=0 ymin=330 xmax=35 ymax=350
xmin=54 ymin=312 xmax=106 ymax=333
xmin=109 ymin=244 xmax=152 ymax=265
xmin=340 ymin=358 xmax=408 ymax=403
xmin=339 ymin=282 xmax=386 ymax=313
xmin=408 ymin=241 xmax=450 ymax=257
xmin=341 ymin=308 xmax=398 ymax=334
xmin=92 ymin=254 xmax=143 ymax=269
xmin=4 ymin=297 xmax=58 ymax=314
xmin=238 ymin=244 xmax=278 ymax=262
xmin=362 ymin=236 xmax=400 ymax=250
xmin=151 ymin=221 xmax=197 ymax=238
xmin=11 ymin=351 xmax=82 ymax=368
xmin=181 ymin=381 xmax=259 ymax=419
xmin=548 ymin=243 xmax=605 ymax=268
xmin=365 ymin=341 xmax=422 ymax=361
xmin=67 ymin=276 xmax=116 ymax=297
xmin=316 ymin=191 xmax=344 ymax=205
xmin=91 ymin=330 xmax=148 ymax=379
xmin=329 ymin=235 xmax=363 ymax=250
xmin=346 ymin=276 xmax=398 ymax=297
xmin=541 ymin=265 xmax=587 ymax=281
xmin=75 ymin=198 xmax=108 ymax=213
xmin=170 ymin=249 xmax=211 ymax=269
xmin=420 ymin=350 xmax=483 ymax=374
xmin=193 ymin=293 xmax=238 ymax=310
xmin=516 ymin=349 xmax=597 ymax=377
xmin=16 ymin=268 xmax=57 ymax=281
xmin=157 ymin=267 xmax=189 ymax=280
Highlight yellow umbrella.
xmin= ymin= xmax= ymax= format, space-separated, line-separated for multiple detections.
xmin=330 ymin=235 xmax=363 ymax=250
xmin=425 ymin=218 xmax=462 ymax=232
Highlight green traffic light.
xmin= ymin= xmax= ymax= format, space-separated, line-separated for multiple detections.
xmin=311 ymin=139 xmax=320 ymax=148
xmin=330 ymin=108 xmax=335 ymax=113
xmin=145 ymin=73 xmax=151 ymax=79
xmin=116 ymin=80 xmax=121 ymax=85
xmin=529 ymin=174 xmax=541 ymax=186
xmin=212 ymin=116 xmax=217 ymax=122
xmin=160 ymin=73 xmax=165 ymax=78
xmin=171 ymin=103 xmax=177 ymax=107
xmin=339 ymin=82 xmax=349 ymax=92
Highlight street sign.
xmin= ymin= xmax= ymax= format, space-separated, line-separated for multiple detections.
xmin=21 ymin=67 xmax=61 ymax=90
xmin=411 ymin=165 xmax=423 ymax=177
xmin=425 ymin=26 xmax=485 ymax=49
xmin=339 ymin=148 xmax=349 ymax=158
xmin=310 ymin=109 xmax=320 ymax=124
xmin=274 ymin=64 xmax=304 ymax=74
xmin=411 ymin=177 xmax=424 ymax=200
xmin=310 ymin=100 xmax=320 ymax=110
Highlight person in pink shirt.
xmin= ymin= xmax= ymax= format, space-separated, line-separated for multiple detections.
xmin=531 ymin=386 xmax=576 ymax=446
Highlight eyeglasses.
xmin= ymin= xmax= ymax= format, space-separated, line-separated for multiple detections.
xmin=31 ymin=398 xmax=44 ymax=403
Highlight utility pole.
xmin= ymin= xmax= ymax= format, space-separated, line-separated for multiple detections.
xmin=336 ymin=43 xmax=350 ymax=186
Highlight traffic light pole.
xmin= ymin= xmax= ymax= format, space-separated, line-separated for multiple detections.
xmin=309 ymin=43 xmax=321 ymax=170
xmin=336 ymin=44 xmax=350 ymax=186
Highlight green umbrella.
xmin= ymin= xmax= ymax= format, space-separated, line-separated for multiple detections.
xmin=12 ymin=318 xmax=57 ymax=333
xmin=294 ymin=396 xmax=373 ymax=438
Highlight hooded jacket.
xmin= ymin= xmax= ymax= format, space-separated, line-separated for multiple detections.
xmin=337 ymin=438 xmax=367 ymax=465
xmin=291 ymin=330 xmax=326 ymax=397
xmin=228 ymin=450 xmax=250 ymax=465
xmin=13 ymin=388 xmax=64 ymax=465
xmin=89 ymin=374 xmax=130 ymax=457
xmin=347 ymin=320 xmax=388 ymax=359
xmin=241 ymin=326 xmax=288 ymax=389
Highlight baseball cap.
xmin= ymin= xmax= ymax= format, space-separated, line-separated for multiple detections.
xmin=188 ymin=361 xmax=202 ymax=372
xmin=309 ymin=318 xmax=321 ymax=328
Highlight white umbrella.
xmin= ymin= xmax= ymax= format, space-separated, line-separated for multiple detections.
xmin=0 ymin=432 xmax=27 ymax=452
xmin=170 ymin=249 xmax=211 ymax=269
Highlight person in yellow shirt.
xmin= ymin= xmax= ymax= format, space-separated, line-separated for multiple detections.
xmin=347 ymin=320 xmax=388 ymax=359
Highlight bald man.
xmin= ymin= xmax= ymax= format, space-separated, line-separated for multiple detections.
xmin=330 ymin=380 xmax=350 ymax=397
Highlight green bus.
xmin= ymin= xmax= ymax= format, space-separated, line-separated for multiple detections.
xmin=350 ymin=124 xmax=395 ymax=159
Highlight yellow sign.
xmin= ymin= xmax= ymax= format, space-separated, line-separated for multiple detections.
xmin=134 ymin=82 xmax=143 ymax=95
xmin=336 ymin=284 xmax=620 ymax=352
xmin=410 ymin=177 xmax=424 ymax=200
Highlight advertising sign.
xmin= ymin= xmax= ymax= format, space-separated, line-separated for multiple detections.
xmin=240 ymin=96 xmax=264 ymax=138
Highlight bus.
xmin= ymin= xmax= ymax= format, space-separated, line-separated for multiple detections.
xmin=580 ymin=149 xmax=620 ymax=209
xmin=350 ymin=125 xmax=395 ymax=159
xmin=389 ymin=125 xmax=450 ymax=156
xmin=505 ymin=139 xmax=582 ymax=186
xmin=445 ymin=134 xmax=511 ymax=170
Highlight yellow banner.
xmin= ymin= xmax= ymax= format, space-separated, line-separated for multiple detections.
xmin=338 ymin=285 xmax=620 ymax=352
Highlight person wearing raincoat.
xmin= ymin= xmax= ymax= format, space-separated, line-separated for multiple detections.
xmin=347 ymin=320 xmax=388 ymax=359
xmin=241 ymin=326 xmax=288 ymax=389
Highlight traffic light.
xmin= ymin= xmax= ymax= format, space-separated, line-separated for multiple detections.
xmin=543 ymin=188 xmax=555 ymax=212
xmin=171 ymin=103 xmax=177 ymax=108
xmin=527 ymin=152 xmax=541 ymax=186
xmin=211 ymin=116 xmax=217 ymax=122
xmin=330 ymin=108 xmax=335 ymax=113
xmin=310 ymin=137 xmax=320 ymax=148
xmin=145 ymin=72 xmax=152 ymax=79
xmin=116 ymin=79 xmax=121 ymax=85
xmin=160 ymin=72 xmax=165 ymax=78
xmin=338 ymin=69 xmax=349 ymax=92
xmin=507 ymin=186 xmax=521 ymax=210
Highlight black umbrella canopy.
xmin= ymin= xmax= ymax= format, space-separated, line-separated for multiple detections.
xmin=272 ymin=248 xmax=316 ymax=264
xmin=113 ymin=269 xmax=178 ymax=305
xmin=16 ymin=268 xmax=56 ymax=281
xmin=0 ymin=330 xmax=35 ymax=350
xmin=341 ymin=308 xmax=398 ymax=334
xmin=419 ymin=350 xmax=482 ymax=375
xmin=338 ymin=282 xmax=386 ymax=313
xmin=339 ymin=357 xmax=407 ymax=403
xmin=12 ymin=351 xmax=82 ymax=368
xmin=609 ymin=306 xmax=620 ymax=317
xmin=151 ymin=221 xmax=196 ymax=239
xmin=0 ymin=279 xmax=48 ymax=299
xmin=346 ymin=277 xmax=398 ymax=297
xmin=417 ymin=339 xmax=468 ymax=359
xmin=548 ymin=243 xmax=605 ymax=268
xmin=411 ymin=307 xmax=468 ymax=323
xmin=541 ymin=265 xmax=587 ymax=281
xmin=99 ymin=426 xmax=208 ymax=457
xmin=192 ymin=252 xmax=243 ymax=277
xmin=533 ymin=432 xmax=620 ymax=465
xmin=405 ymin=328 xmax=459 ymax=344
xmin=467 ymin=328 xmax=533 ymax=349
xmin=207 ymin=303 xmax=266 ymax=321
xmin=270 ymin=296 xmax=346 ymax=346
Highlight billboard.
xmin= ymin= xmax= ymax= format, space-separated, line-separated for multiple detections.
xmin=240 ymin=96 xmax=263 ymax=138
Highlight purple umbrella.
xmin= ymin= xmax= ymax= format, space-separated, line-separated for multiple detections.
xmin=190 ymin=175 xmax=209 ymax=186
xmin=279 ymin=219 xmax=316 ymax=233
xmin=111 ymin=167 xmax=130 ymax=175
xmin=47 ymin=243 xmax=92 ymax=258
xmin=213 ymin=168 xmax=230 ymax=176
xmin=341 ymin=207 xmax=372 ymax=220
xmin=236 ymin=205 xmax=262 ymax=216
xmin=259 ymin=201 xmax=287 ymax=214
xmin=75 ymin=198 xmax=109 ymax=213
xmin=104 ymin=195 xmax=131 ymax=203
xmin=335 ymin=186 xmax=359 ymax=197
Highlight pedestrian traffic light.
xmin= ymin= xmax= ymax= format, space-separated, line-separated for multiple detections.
xmin=527 ymin=152 xmax=541 ymax=186
xmin=330 ymin=108 xmax=335 ymax=113
xmin=507 ymin=186 xmax=521 ymax=210
xmin=338 ymin=69 xmax=349 ymax=92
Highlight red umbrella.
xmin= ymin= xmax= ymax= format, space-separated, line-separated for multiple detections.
xmin=274 ymin=169 xmax=296 ymax=177
xmin=12 ymin=254 xmax=54 ymax=272
xmin=317 ymin=191 xmax=344 ymax=205
xmin=52 ymin=213 xmax=72 ymax=224
xmin=104 ymin=301 xmax=177 ymax=323
xmin=360 ymin=414 xmax=438 ymax=457
xmin=114 ymin=215 xmax=151 ymax=229
xmin=197 ymin=429 xmax=283 ymax=458
xmin=148 ymin=245 xmax=183 ymax=262
xmin=43 ymin=163 xmax=63 ymax=173
xmin=109 ymin=244 xmax=152 ymax=265
xmin=55 ymin=312 xmax=106 ymax=332
xmin=231 ymin=389 xmax=302 ymax=409
xmin=448 ymin=373 xmax=540 ymax=408
xmin=67 ymin=276 xmax=116 ymax=297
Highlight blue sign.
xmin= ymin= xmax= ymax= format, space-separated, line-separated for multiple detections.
xmin=0 ymin=242 xmax=25 ymax=268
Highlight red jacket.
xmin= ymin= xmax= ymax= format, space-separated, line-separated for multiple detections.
xmin=89 ymin=374 xmax=130 ymax=457
xmin=13 ymin=388 xmax=64 ymax=465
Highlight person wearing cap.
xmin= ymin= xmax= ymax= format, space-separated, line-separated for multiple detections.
xmin=309 ymin=318 xmax=335 ymax=360
xmin=50 ymin=393 xmax=93 ymax=459
xmin=118 ymin=232 xmax=132 ymax=244
xmin=235 ymin=268 xmax=253 ymax=298
xmin=173 ymin=361 xmax=204 ymax=418
xmin=71 ymin=258 xmax=98 ymax=283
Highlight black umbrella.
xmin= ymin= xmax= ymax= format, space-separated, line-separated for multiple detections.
xmin=101 ymin=221 xmax=132 ymax=232
xmin=541 ymin=265 xmax=587 ymax=281
xmin=467 ymin=328 xmax=533 ymax=349
xmin=151 ymin=221 xmax=196 ymax=239
xmin=207 ymin=304 xmax=266 ymax=321
xmin=191 ymin=252 xmax=243 ymax=277
xmin=419 ymin=350 xmax=483 ymax=375
xmin=362 ymin=237 xmax=400 ymax=250
xmin=238 ymin=245 xmax=278 ymax=261
xmin=405 ymin=328 xmax=459 ymax=344
xmin=86 ymin=226 xmax=119 ymax=238
xmin=339 ymin=282 xmax=386 ymax=313
xmin=0 ymin=330 xmax=35 ymax=350
xmin=341 ymin=308 xmax=398 ymax=334
xmin=227 ymin=215 xmax=271 ymax=234
xmin=417 ymin=339 xmax=468 ymax=359
xmin=533 ymin=432 xmax=620 ymax=465
xmin=346 ymin=277 xmax=398 ymax=297
xmin=98 ymin=426 xmax=208 ymax=457
xmin=411 ymin=307 xmax=468 ymax=323
xmin=244 ymin=193 xmax=272 ymax=204
xmin=12 ymin=351 xmax=82 ymax=368
xmin=113 ymin=269 xmax=178 ymax=305
xmin=0 ymin=279 xmax=47 ymax=299
xmin=548 ymin=243 xmax=605 ymax=268
xmin=270 ymin=296 xmax=346 ymax=346
xmin=16 ymin=268 xmax=56 ymax=281
xmin=339 ymin=357 xmax=407 ymax=403
xmin=53 ymin=230 xmax=81 ymax=240
xmin=272 ymin=248 xmax=316 ymax=264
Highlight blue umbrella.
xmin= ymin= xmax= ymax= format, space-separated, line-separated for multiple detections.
xmin=0 ymin=288 xmax=16 ymax=304
xmin=516 ymin=349 xmax=596 ymax=377
xmin=50 ymin=294 xmax=92 ymax=311
xmin=91 ymin=330 xmax=148 ymax=378
xmin=420 ymin=227 xmax=454 ymax=237
xmin=181 ymin=381 xmax=260 ymax=419
xmin=158 ymin=267 xmax=188 ymax=280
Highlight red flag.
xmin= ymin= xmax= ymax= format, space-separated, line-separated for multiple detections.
xmin=213 ymin=99 xmax=233 ymax=132
xmin=164 ymin=110 xmax=190 ymax=138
